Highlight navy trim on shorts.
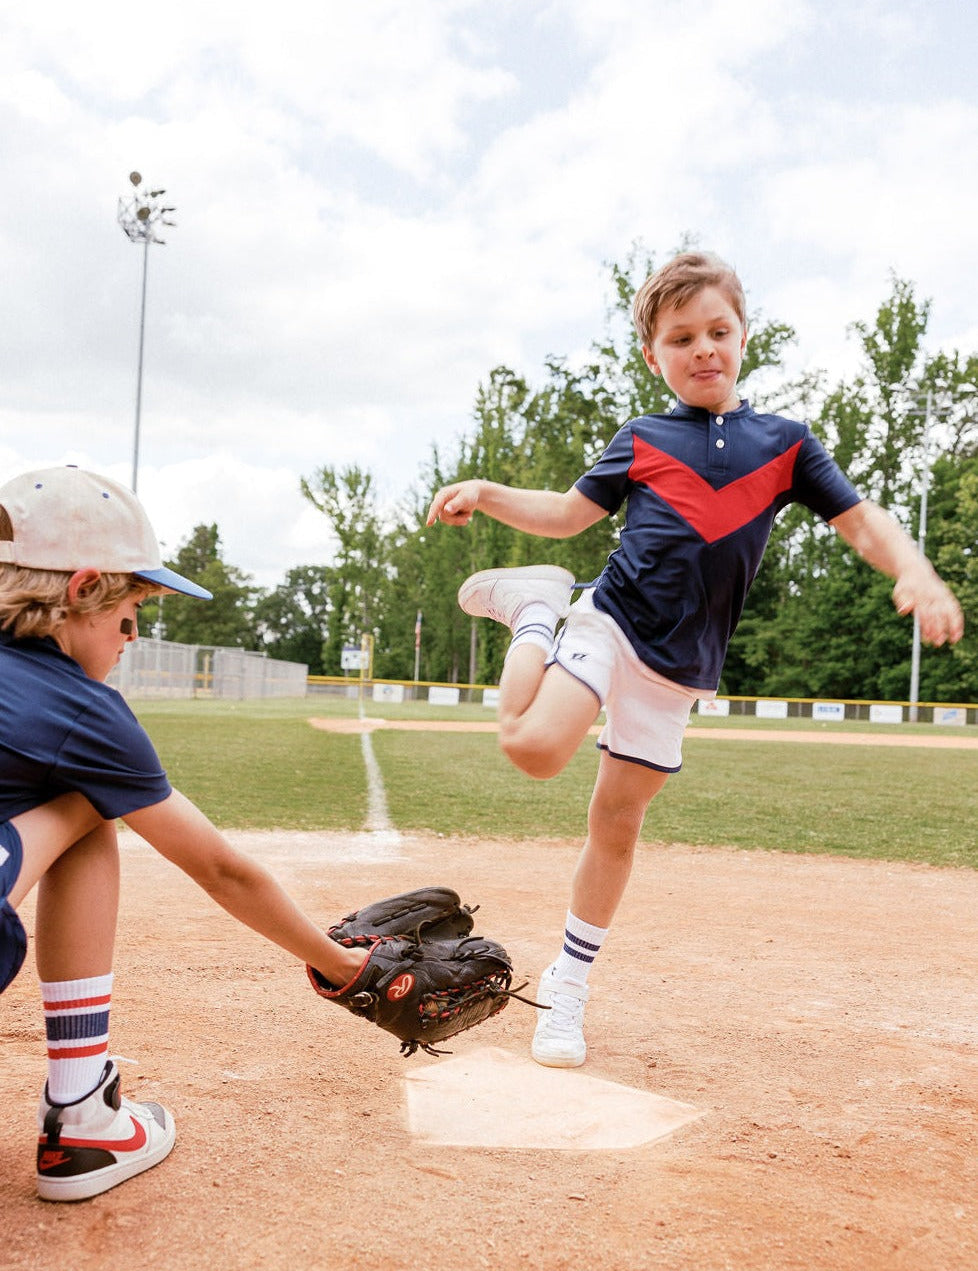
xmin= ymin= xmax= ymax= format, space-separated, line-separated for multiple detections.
xmin=0 ymin=821 xmax=27 ymax=994
xmin=596 ymin=740 xmax=682 ymax=774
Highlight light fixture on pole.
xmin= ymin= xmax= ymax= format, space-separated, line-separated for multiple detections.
xmin=117 ymin=171 xmax=177 ymax=494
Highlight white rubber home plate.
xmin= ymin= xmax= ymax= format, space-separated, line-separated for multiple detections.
xmin=404 ymin=1047 xmax=703 ymax=1150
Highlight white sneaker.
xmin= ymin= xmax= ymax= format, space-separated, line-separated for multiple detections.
xmin=37 ymin=1059 xmax=175 ymax=1201
xmin=457 ymin=566 xmax=574 ymax=629
xmin=531 ymin=963 xmax=588 ymax=1068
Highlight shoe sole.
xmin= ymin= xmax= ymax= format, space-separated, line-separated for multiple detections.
xmin=531 ymin=1042 xmax=587 ymax=1069
xmin=37 ymin=1119 xmax=176 ymax=1202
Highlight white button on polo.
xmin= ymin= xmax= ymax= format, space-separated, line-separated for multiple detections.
xmin=716 ymin=438 xmax=725 ymax=449
xmin=715 ymin=415 xmax=724 ymax=425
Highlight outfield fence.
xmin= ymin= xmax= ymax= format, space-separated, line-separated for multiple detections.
xmin=108 ymin=639 xmax=307 ymax=699
xmin=306 ymin=674 xmax=978 ymax=727
xmin=107 ymin=643 xmax=978 ymax=725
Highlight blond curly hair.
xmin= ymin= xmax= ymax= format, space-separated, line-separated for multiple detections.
xmin=0 ymin=506 xmax=158 ymax=639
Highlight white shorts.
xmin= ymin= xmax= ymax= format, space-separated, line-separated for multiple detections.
xmin=548 ymin=589 xmax=709 ymax=772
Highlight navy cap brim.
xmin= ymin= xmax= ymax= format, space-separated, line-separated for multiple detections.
xmin=134 ymin=567 xmax=213 ymax=600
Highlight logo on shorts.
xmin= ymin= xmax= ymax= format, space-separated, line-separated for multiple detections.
xmin=386 ymin=973 xmax=415 ymax=1001
xmin=570 ymin=651 xmax=588 ymax=661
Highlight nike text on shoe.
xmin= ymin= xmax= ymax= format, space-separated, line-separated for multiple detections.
xmin=531 ymin=963 xmax=588 ymax=1068
xmin=36 ymin=1059 xmax=175 ymax=1201
xmin=457 ymin=566 xmax=575 ymax=629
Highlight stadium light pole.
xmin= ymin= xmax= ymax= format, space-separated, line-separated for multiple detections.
xmin=117 ymin=171 xmax=177 ymax=494
xmin=907 ymin=389 xmax=932 ymax=723
xmin=907 ymin=384 xmax=976 ymax=721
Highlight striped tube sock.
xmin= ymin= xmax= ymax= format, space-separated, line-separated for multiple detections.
xmin=41 ymin=974 xmax=113 ymax=1104
xmin=505 ymin=601 xmax=560 ymax=659
xmin=552 ymin=912 xmax=609 ymax=986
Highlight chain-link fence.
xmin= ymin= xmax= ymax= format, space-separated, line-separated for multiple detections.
xmin=108 ymin=639 xmax=307 ymax=699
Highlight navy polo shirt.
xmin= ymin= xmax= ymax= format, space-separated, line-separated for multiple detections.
xmin=575 ymin=400 xmax=861 ymax=690
xmin=0 ymin=631 xmax=171 ymax=821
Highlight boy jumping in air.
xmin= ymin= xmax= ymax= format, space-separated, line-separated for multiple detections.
xmin=426 ymin=251 xmax=963 ymax=1069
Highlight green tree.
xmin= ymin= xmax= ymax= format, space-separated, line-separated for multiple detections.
xmin=300 ymin=466 xmax=388 ymax=674
xmin=146 ymin=524 xmax=258 ymax=648
xmin=252 ymin=565 xmax=333 ymax=674
xmin=726 ymin=275 xmax=978 ymax=701
xmin=926 ymin=456 xmax=978 ymax=701
xmin=848 ymin=276 xmax=930 ymax=508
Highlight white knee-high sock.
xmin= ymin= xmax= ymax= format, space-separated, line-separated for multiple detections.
xmin=553 ymin=912 xmax=609 ymax=986
xmin=41 ymin=974 xmax=113 ymax=1103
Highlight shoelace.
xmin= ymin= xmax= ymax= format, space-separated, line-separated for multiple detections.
xmin=543 ymin=990 xmax=585 ymax=1033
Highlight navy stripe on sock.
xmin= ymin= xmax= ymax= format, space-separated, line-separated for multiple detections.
xmin=45 ymin=1010 xmax=111 ymax=1041
xmin=563 ymin=943 xmax=594 ymax=963
xmin=565 ymin=931 xmax=601 ymax=954
xmin=513 ymin=621 xmax=555 ymax=639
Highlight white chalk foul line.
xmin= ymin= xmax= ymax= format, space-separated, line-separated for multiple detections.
xmin=359 ymin=709 xmax=401 ymax=845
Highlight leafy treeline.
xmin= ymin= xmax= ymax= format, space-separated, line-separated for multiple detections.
xmin=147 ymin=248 xmax=978 ymax=702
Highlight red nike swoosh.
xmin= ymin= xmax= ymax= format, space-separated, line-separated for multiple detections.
xmin=49 ymin=1115 xmax=148 ymax=1154
xmin=629 ymin=436 xmax=802 ymax=543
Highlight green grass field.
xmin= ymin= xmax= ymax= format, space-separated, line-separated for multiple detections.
xmin=134 ymin=697 xmax=978 ymax=870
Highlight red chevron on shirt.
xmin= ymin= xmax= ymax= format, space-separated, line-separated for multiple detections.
xmin=628 ymin=436 xmax=803 ymax=543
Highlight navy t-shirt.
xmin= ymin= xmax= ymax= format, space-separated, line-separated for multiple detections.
xmin=575 ymin=400 xmax=862 ymax=690
xmin=0 ymin=631 xmax=172 ymax=820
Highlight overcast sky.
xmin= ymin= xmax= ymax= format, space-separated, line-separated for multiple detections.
xmin=2 ymin=0 xmax=977 ymax=586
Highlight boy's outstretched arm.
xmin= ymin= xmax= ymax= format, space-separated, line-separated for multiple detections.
xmin=123 ymin=791 xmax=364 ymax=983
xmin=426 ymin=479 xmax=605 ymax=538
xmin=830 ymin=500 xmax=964 ymax=647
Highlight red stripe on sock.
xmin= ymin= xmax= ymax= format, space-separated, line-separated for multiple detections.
xmin=42 ymin=993 xmax=112 ymax=1012
xmin=46 ymin=1041 xmax=109 ymax=1060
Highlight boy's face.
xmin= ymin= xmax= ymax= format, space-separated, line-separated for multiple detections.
xmin=56 ymin=581 xmax=143 ymax=682
xmin=642 ymin=285 xmax=747 ymax=415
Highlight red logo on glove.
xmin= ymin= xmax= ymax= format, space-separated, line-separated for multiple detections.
xmin=386 ymin=973 xmax=415 ymax=1001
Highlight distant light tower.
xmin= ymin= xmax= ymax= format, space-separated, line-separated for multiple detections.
xmin=907 ymin=389 xmax=933 ymax=723
xmin=117 ymin=171 xmax=177 ymax=493
xmin=907 ymin=383 xmax=976 ymax=722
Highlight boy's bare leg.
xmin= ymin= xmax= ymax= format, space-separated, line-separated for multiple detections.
xmin=497 ymin=647 xmax=600 ymax=780
xmin=532 ymin=752 xmax=669 ymax=1067
xmin=8 ymin=794 xmax=102 ymax=909
xmin=34 ymin=822 xmax=119 ymax=980
xmin=9 ymin=806 xmax=123 ymax=1129
xmin=570 ymin=750 xmax=670 ymax=926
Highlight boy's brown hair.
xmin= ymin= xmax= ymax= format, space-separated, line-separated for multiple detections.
xmin=632 ymin=251 xmax=747 ymax=348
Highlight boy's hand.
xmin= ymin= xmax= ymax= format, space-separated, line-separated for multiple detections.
xmin=426 ymin=480 xmax=482 ymax=527
xmin=892 ymin=569 xmax=964 ymax=646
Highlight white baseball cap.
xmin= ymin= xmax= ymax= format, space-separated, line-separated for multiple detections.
xmin=0 ymin=466 xmax=213 ymax=599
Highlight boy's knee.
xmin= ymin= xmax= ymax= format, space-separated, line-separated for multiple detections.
xmin=499 ymin=727 xmax=568 ymax=781
xmin=589 ymin=789 xmax=658 ymax=841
